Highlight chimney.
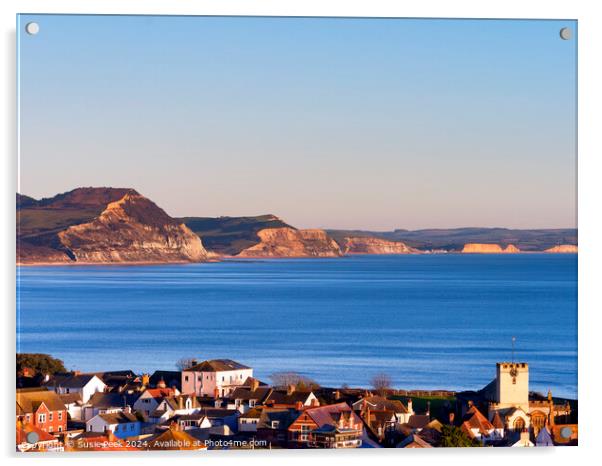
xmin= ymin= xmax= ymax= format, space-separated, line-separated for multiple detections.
xmin=334 ymin=390 xmax=341 ymax=400
xmin=178 ymin=396 xmax=183 ymax=409
xmin=141 ymin=374 xmax=150 ymax=387
xmin=295 ymin=401 xmax=303 ymax=411
xmin=426 ymin=401 xmax=431 ymax=418
xmin=190 ymin=359 xmax=198 ymax=368
xmin=73 ymin=370 xmax=81 ymax=376
xmin=311 ymin=398 xmax=319 ymax=407
xmin=407 ymin=398 xmax=413 ymax=414
xmin=250 ymin=378 xmax=259 ymax=391
xmin=287 ymin=384 xmax=295 ymax=396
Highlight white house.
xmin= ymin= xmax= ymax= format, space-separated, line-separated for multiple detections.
xmin=238 ymin=407 xmax=262 ymax=432
xmin=48 ymin=373 xmax=106 ymax=403
xmin=182 ymin=359 xmax=253 ymax=397
xmin=133 ymin=387 xmax=178 ymax=417
xmin=86 ymin=410 xmax=142 ymax=439
xmin=148 ymin=394 xmax=202 ymax=424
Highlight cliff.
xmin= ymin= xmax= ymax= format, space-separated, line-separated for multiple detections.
xmin=343 ymin=236 xmax=419 ymax=254
xmin=545 ymin=244 xmax=578 ymax=253
xmin=237 ymin=227 xmax=342 ymax=258
xmin=17 ymin=188 xmax=208 ymax=264
xmin=327 ymin=227 xmax=577 ymax=252
xmin=461 ymin=243 xmax=521 ymax=253
xmin=180 ymin=214 xmax=292 ymax=255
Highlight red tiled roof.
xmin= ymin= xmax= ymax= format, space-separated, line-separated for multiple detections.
xmin=463 ymin=406 xmax=494 ymax=435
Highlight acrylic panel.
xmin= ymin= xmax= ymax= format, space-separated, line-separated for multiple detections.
xmin=16 ymin=15 xmax=577 ymax=452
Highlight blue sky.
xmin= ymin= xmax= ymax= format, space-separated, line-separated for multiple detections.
xmin=18 ymin=15 xmax=576 ymax=230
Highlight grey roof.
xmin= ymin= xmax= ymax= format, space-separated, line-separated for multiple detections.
xmin=187 ymin=359 xmax=250 ymax=372
xmin=48 ymin=373 xmax=100 ymax=389
xmin=230 ymin=386 xmax=272 ymax=403
xmin=87 ymin=391 xmax=140 ymax=409
xmin=98 ymin=411 xmax=139 ymax=425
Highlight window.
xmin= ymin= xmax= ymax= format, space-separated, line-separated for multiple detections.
xmin=38 ymin=413 xmax=46 ymax=423
xmin=513 ymin=417 xmax=526 ymax=432
xmin=249 ymin=400 xmax=256 ymax=407
xmin=49 ymin=413 xmax=53 ymax=422
xmin=58 ymin=426 xmax=62 ymax=432
xmin=58 ymin=412 xmax=63 ymax=421
xmin=184 ymin=376 xmax=189 ymax=382
xmin=130 ymin=424 xmax=135 ymax=431
xmin=271 ymin=421 xmax=280 ymax=429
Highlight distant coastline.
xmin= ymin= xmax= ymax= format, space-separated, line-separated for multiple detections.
xmin=17 ymin=187 xmax=577 ymax=266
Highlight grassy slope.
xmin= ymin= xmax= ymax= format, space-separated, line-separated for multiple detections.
xmin=179 ymin=215 xmax=291 ymax=255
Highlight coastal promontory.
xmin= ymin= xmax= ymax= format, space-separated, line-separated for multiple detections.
xmin=237 ymin=227 xmax=343 ymax=258
xmin=17 ymin=188 xmax=208 ymax=264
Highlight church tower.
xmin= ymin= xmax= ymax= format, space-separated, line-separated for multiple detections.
xmin=495 ymin=362 xmax=529 ymax=410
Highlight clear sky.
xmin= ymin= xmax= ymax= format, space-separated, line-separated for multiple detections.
xmin=18 ymin=15 xmax=577 ymax=230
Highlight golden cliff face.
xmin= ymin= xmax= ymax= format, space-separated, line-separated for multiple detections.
xmin=545 ymin=244 xmax=578 ymax=253
xmin=461 ymin=243 xmax=520 ymax=253
xmin=57 ymin=193 xmax=208 ymax=263
xmin=237 ymin=227 xmax=342 ymax=258
xmin=343 ymin=237 xmax=418 ymax=254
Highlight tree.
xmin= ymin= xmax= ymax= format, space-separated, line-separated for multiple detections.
xmin=16 ymin=353 xmax=66 ymax=376
xmin=370 ymin=373 xmax=392 ymax=396
xmin=270 ymin=372 xmax=320 ymax=390
xmin=439 ymin=425 xmax=481 ymax=447
xmin=175 ymin=357 xmax=197 ymax=371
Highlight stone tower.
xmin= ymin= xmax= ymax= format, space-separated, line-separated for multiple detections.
xmin=495 ymin=362 xmax=529 ymax=410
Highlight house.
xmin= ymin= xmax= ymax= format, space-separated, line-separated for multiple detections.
xmin=169 ymin=414 xmax=212 ymax=431
xmin=95 ymin=370 xmax=138 ymax=392
xmin=182 ymin=359 xmax=253 ymax=397
xmin=196 ymin=408 xmax=240 ymax=431
xmin=264 ymin=385 xmax=319 ymax=408
xmin=352 ymin=396 xmax=413 ymax=424
xmin=361 ymin=409 xmax=397 ymax=443
xmin=227 ymin=378 xmax=272 ymax=413
xmin=257 ymin=407 xmax=300 ymax=446
xmin=59 ymin=393 xmax=84 ymax=421
xmin=238 ymin=407 xmax=263 ymax=432
xmin=460 ymin=404 xmax=503 ymax=444
xmin=288 ymin=402 xmax=363 ymax=448
xmin=46 ymin=373 xmax=107 ymax=403
xmin=150 ymin=394 xmax=202 ymax=423
xmin=86 ymin=410 xmax=142 ymax=439
xmin=16 ymin=387 xmax=67 ymax=434
xmin=83 ymin=391 xmax=141 ymax=421
xmin=16 ymin=419 xmax=64 ymax=452
xmin=133 ymin=387 xmax=178 ymax=416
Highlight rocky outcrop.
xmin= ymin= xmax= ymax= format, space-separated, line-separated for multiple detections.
xmin=17 ymin=188 xmax=209 ymax=264
xmin=343 ymin=236 xmax=419 ymax=254
xmin=57 ymin=193 xmax=208 ymax=263
xmin=461 ymin=243 xmax=521 ymax=253
xmin=237 ymin=227 xmax=342 ymax=258
xmin=545 ymin=244 xmax=578 ymax=253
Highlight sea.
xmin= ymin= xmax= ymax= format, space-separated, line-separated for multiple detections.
xmin=16 ymin=254 xmax=578 ymax=398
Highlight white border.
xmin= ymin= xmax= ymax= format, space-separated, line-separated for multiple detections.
xmin=2 ymin=1 xmax=600 ymax=465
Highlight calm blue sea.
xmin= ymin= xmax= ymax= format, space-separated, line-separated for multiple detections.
xmin=16 ymin=254 xmax=578 ymax=398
